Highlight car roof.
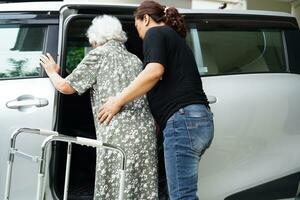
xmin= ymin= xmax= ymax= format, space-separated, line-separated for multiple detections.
xmin=0 ymin=2 xmax=136 ymax=12
xmin=0 ymin=1 xmax=294 ymax=18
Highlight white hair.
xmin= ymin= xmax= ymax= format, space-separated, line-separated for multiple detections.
xmin=86 ymin=15 xmax=127 ymax=46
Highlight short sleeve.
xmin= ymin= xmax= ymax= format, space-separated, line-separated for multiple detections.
xmin=65 ymin=49 xmax=101 ymax=95
xmin=143 ymin=28 xmax=167 ymax=68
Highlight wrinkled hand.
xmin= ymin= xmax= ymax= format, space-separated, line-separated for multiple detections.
xmin=98 ymin=96 xmax=123 ymax=125
xmin=40 ymin=53 xmax=60 ymax=74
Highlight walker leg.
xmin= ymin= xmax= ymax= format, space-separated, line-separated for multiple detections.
xmin=4 ymin=159 xmax=14 ymax=200
xmin=36 ymin=173 xmax=45 ymax=200
xmin=36 ymin=146 xmax=47 ymax=200
xmin=118 ymin=169 xmax=126 ymax=200
xmin=63 ymin=143 xmax=72 ymax=200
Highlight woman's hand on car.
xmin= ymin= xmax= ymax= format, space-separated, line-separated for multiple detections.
xmin=40 ymin=53 xmax=60 ymax=74
xmin=98 ymin=96 xmax=123 ymax=125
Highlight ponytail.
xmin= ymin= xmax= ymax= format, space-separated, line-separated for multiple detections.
xmin=134 ymin=0 xmax=187 ymax=38
xmin=164 ymin=7 xmax=187 ymax=38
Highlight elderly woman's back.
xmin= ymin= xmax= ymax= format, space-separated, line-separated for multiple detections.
xmin=66 ymin=37 xmax=158 ymax=200
xmin=42 ymin=15 xmax=158 ymax=200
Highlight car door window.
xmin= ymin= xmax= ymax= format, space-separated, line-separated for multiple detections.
xmin=0 ymin=25 xmax=46 ymax=79
xmin=186 ymin=26 xmax=287 ymax=76
xmin=284 ymin=30 xmax=300 ymax=74
xmin=64 ymin=18 xmax=142 ymax=75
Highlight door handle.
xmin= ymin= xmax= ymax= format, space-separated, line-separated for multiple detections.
xmin=6 ymin=97 xmax=48 ymax=109
xmin=207 ymin=95 xmax=217 ymax=104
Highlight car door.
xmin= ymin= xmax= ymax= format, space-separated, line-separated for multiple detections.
xmin=46 ymin=5 xmax=141 ymax=199
xmin=0 ymin=13 xmax=58 ymax=200
xmin=184 ymin=13 xmax=300 ymax=200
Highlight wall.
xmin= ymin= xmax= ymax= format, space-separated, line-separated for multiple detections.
xmin=192 ymin=0 xmax=246 ymax=10
xmin=247 ymin=0 xmax=291 ymax=13
xmin=292 ymin=0 xmax=300 ymax=25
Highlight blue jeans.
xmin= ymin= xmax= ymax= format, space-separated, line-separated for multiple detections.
xmin=163 ymin=104 xmax=214 ymax=200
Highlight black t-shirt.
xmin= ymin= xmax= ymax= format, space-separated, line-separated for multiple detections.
xmin=143 ymin=26 xmax=208 ymax=130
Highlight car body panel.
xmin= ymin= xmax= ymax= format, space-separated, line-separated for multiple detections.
xmin=0 ymin=78 xmax=56 ymax=199
xmin=200 ymin=73 xmax=300 ymax=199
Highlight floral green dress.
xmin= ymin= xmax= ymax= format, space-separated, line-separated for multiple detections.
xmin=65 ymin=40 xmax=158 ymax=200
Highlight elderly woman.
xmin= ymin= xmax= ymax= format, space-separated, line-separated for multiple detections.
xmin=40 ymin=15 xmax=158 ymax=199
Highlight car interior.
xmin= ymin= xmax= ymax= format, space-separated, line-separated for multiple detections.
xmin=52 ymin=17 xmax=143 ymax=200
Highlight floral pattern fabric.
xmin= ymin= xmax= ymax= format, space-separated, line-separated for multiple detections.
xmin=65 ymin=40 xmax=158 ymax=200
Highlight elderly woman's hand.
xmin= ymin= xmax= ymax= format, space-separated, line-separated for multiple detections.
xmin=98 ymin=96 xmax=123 ymax=125
xmin=40 ymin=53 xmax=60 ymax=74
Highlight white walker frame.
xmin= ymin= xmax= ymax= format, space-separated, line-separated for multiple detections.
xmin=4 ymin=128 xmax=126 ymax=200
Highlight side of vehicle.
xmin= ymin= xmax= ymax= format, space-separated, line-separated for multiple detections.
xmin=0 ymin=6 xmax=60 ymax=199
xmin=0 ymin=2 xmax=300 ymax=200
xmin=184 ymin=12 xmax=300 ymax=199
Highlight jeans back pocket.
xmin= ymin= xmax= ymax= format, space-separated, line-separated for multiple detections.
xmin=184 ymin=117 xmax=214 ymax=154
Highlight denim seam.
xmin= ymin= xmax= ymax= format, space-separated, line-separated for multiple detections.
xmin=174 ymin=119 xmax=181 ymax=199
xmin=206 ymin=120 xmax=214 ymax=149
xmin=183 ymin=118 xmax=203 ymax=155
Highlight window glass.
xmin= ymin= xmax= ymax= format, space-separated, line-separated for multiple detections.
xmin=0 ymin=25 xmax=45 ymax=79
xmin=65 ymin=19 xmax=93 ymax=74
xmin=284 ymin=30 xmax=300 ymax=74
xmin=65 ymin=19 xmax=143 ymax=74
xmin=66 ymin=44 xmax=88 ymax=74
xmin=187 ymin=27 xmax=287 ymax=76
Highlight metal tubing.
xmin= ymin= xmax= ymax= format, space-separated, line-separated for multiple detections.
xmin=102 ymin=143 xmax=127 ymax=170
xmin=5 ymin=128 xmax=127 ymax=200
xmin=4 ymin=128 xmax=29 ymax=200
xmin=4 ymin=161 xmax=13 ymax=200
xmin=118 ymin=169 xmax=126 ymax=200
xmin=36 ymin=173 xmax=44 ymax=200
xmin=39 ymin=135 xmax=127 ymax=200
xmin=10 ymin=128 xmax=58 ymax=151
xmin=4 ymin=128 xmax=58 ymax=200
xmin=63 ymin=143 xmax=72 ymax=200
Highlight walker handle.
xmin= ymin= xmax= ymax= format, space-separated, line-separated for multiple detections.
xmin=76 ymin=137 xmax=103 ymax=148
xmin=39 ymin=129 xmax=59 ymax=136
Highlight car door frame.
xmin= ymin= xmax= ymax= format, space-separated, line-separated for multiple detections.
xmin=48 ymin=5 xmax=138 ymax=199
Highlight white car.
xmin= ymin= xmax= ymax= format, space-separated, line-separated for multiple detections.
xmin=0 ymin=2 xmax=300 ymax=200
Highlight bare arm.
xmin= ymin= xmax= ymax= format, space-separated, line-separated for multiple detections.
xmin=46 ymin=72 xmax=76 ymax=94
xmin=98 ymin=62 xmax=164 ymax=124
xmin=118 ymin=62 xmax=164 ymax=106
xmin=40 ymin=53 xmax=76 ymax=94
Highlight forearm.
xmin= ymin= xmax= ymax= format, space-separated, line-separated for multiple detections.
xmin=47 ymin=72 xmax=75 ymax=94
xmin=117 ymin=63 xmax=164 ymax=106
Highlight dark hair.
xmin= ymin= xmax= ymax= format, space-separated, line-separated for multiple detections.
xmin=134 ymin=0 xmax=187 ymax=38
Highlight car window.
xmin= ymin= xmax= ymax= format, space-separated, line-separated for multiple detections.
xmin=0 ymin=25 xmax=46 ymax=79
xmin=284 ymin=30 xmax=300 ymax=74
xmin=186 ymin=26 xmax=287 ymax=76
xmin=64 ymin=19 xmax=92 ymax=74
xmin=66 ymin=44 xmax=89 ymax=74
xmin=64 ymin=18 xmax=143 ymax=75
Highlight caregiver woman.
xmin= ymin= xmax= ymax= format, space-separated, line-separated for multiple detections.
xmin=98 ymin=1 xmax=214 ymax=199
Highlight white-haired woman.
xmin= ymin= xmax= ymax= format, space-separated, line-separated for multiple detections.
xmin=40 ymin=15 xmax=158 ymax=200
